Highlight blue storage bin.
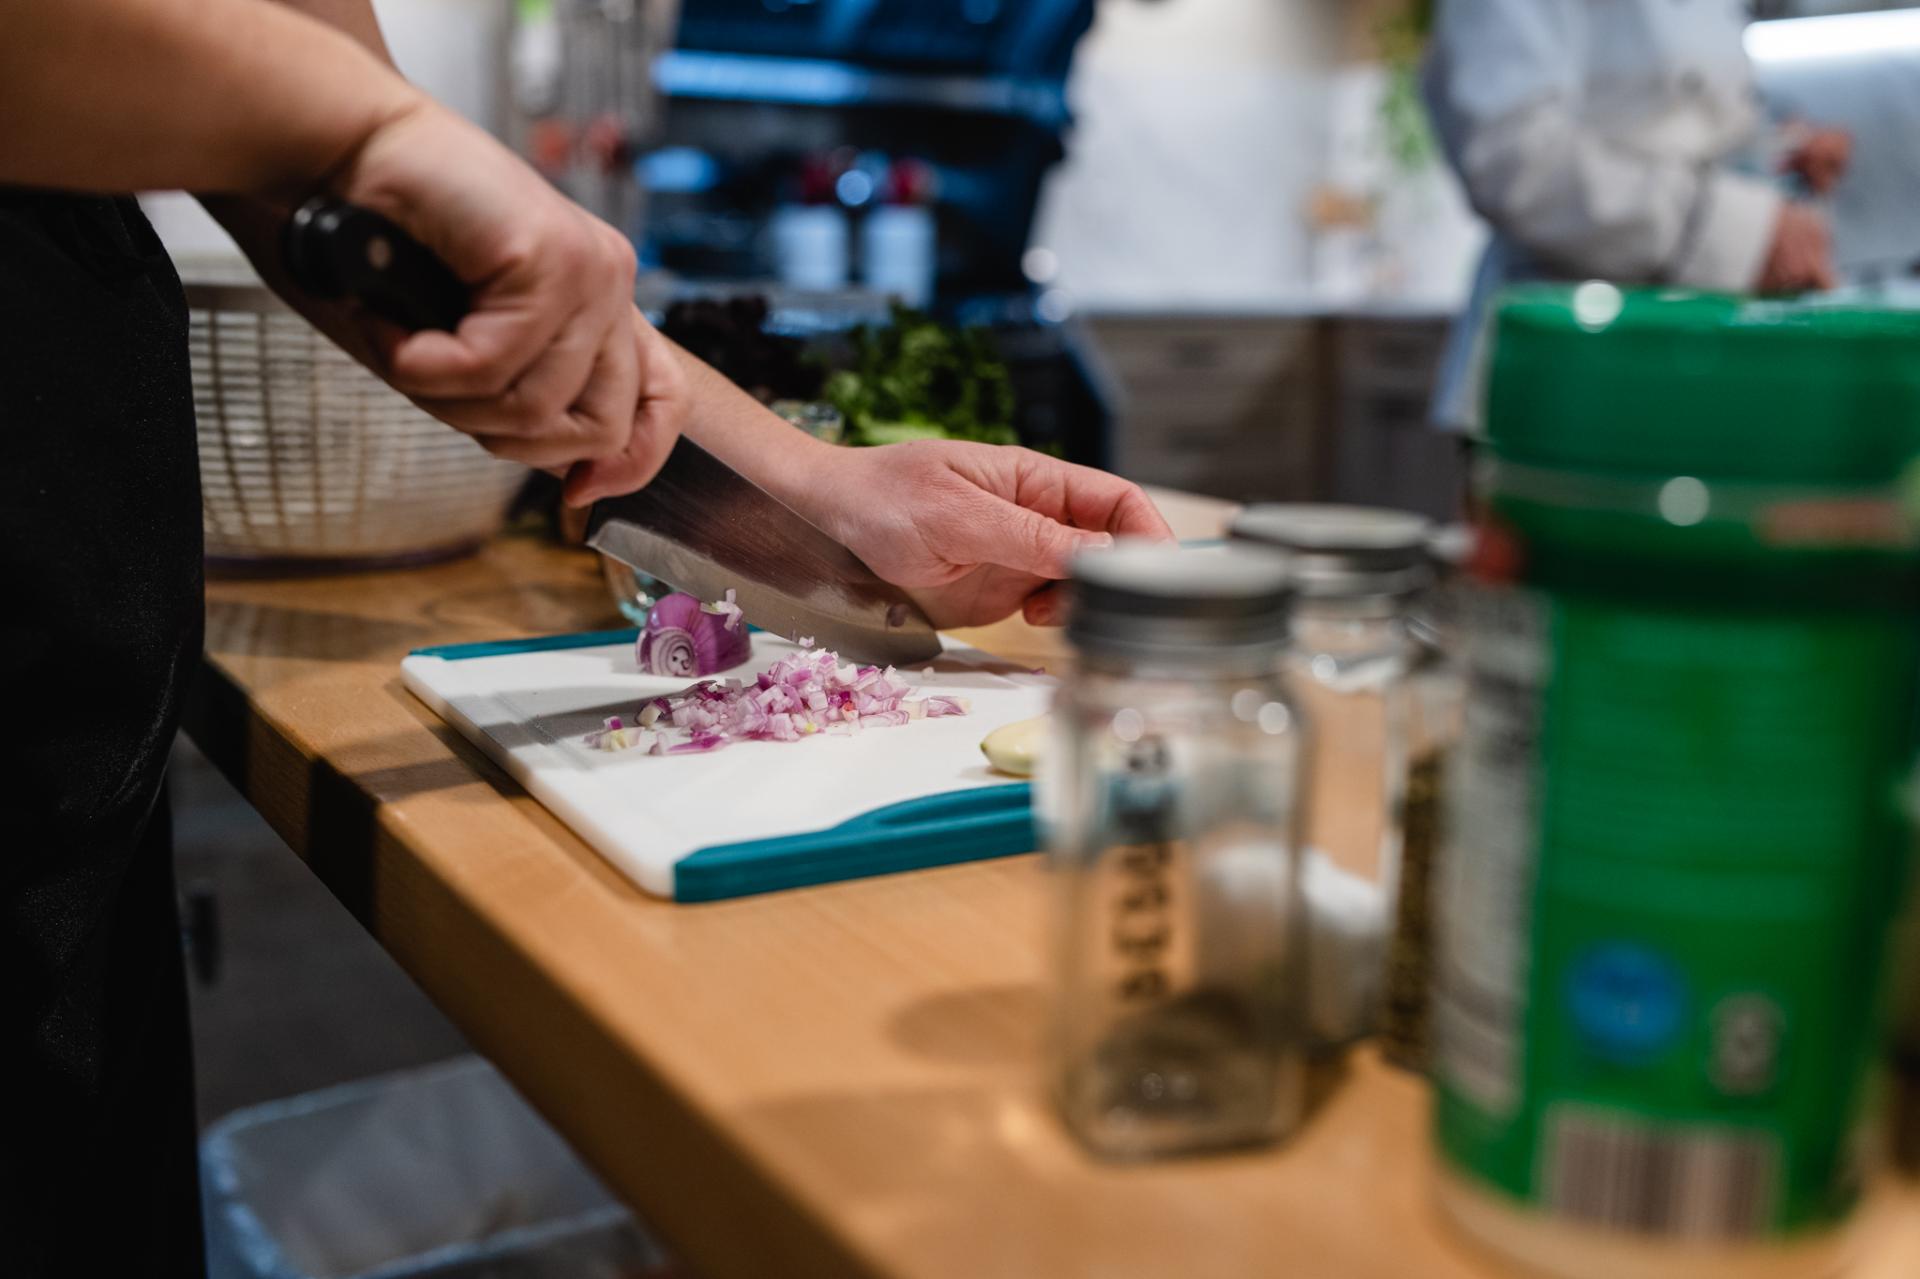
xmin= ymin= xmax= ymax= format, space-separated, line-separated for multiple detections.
xmin=201 ymin=1056 xmax=667 ymax=1279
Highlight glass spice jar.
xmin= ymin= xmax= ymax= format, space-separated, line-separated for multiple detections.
xmin=1043 ymin=544 xmax=1311 ymax=1160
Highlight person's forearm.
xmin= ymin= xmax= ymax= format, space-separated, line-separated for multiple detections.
xmin=668 ymin=343 xmax=841 ymax=510
xmin=270 ymin=0 xmax=394 ymax=60
xmin=197 ymin=0 xmax=400 ymax=358
xmin=0 ymin=0 xmax=418 ymax=195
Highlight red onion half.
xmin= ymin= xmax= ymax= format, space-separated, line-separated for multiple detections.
xmin=638 ymin=591 xmax=752 ymax=678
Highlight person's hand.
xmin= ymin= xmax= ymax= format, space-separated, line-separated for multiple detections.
xmin=1755 ymin=202 xmax=1837 ymax=294
xmin=330 ymin=99 xmax=682 ymax=504
xmin=794 ymin=440 xmax=1175 ymax=629
xmin=584 ymin=310 xmax=687 ymax=502
xmin=1781 ymin=126 xmax=1852 ymax=197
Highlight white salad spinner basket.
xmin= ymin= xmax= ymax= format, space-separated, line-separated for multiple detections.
xmin=180 ymin=256 xmax=526 ymax=571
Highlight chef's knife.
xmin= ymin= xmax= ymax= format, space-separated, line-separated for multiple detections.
xmin=283 ymin=196 xmax=470 ymax=331
xmin=282 ymin=196 xmax=943 ymax=666
xmin=584 ymin=439 xmax=942 ymax=666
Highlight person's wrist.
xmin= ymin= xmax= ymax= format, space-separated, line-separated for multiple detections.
xmin=764 ymin=429 xmax=852 ymax=521
xmin=235 ymin=8 xmax=428 ymax=203
xmin=320 ymin=88 xmax=443 ymax=201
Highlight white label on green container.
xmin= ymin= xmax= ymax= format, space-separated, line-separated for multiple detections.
xmin=1436 ymin=585 xmax=1549 ymax=1117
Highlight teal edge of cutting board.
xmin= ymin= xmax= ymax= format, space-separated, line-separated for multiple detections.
xmin=412 ymin=627 xmax=643 ymax=662
xmin=407 ymin=631 xmax=1038 ymax=902
xmin=672 ymin=783 xmax=1035 ymax=902
xmin=412 ymin=621 xmax=782 ymax=662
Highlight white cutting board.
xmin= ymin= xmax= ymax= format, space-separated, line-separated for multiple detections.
xmin=401 ymin=630 xmax=1055 ymax=900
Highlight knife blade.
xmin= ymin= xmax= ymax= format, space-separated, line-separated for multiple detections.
xmin=586 ymin=439 xmax=943 ymax=666
xmin=279 ymin=195 xmax=943 ymax=667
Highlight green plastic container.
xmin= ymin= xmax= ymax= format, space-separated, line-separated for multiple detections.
xmin=1433 ymin=285 xmax=1920 ymax=1279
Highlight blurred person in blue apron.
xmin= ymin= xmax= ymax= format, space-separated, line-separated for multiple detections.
xmin=1424 ymin=0 xmax=1851 ymax=431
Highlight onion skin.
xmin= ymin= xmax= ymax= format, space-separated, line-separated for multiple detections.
xmin=639 ymin=593 xmax=751 ymax=677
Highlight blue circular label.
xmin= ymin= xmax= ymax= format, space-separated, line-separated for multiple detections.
xmin=1566 ymin=943 xmax=1687 ymax=1064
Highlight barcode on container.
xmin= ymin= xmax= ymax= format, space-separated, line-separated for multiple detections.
xmin=1543 ymin=1107 xmax=1778 ymax=1240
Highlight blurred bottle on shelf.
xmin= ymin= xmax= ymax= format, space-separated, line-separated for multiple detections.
xmin=861 ymin=157 xmax=938 ymax=308
xmin=770 ymin=152 xmax=852 ymax=291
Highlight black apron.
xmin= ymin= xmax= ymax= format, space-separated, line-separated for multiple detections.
xmin=0 ymin=190 xmax=206 ymax=1276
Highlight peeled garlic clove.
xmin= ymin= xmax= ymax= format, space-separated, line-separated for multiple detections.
xmin=981 ymin=715 xmax=1049 ymax=777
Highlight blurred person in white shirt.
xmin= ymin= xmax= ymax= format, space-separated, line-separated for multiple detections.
xmin=1424 ymin=0 xmax=1850 ymax=430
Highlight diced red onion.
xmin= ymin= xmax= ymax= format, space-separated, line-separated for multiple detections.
xmin=638 ymin=592 xmax=752 ymax=678
xmin=585 ymin=715 xmax=639 ymax=752
xmin=591 ymin=644 xmax=966 ymax=756
xmin=707 ymin=589 xmax=744 ymax=632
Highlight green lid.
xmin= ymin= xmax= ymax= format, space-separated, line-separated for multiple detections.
xmin=1487 ymin=284 xmax=1920 ymax=485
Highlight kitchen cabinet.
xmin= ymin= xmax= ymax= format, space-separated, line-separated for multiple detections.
xmin=1089 ymin=315 xmax=1327 ymax=504
xmin=1326 ymin=315 xmax=1466 ymax=520
xmin=1088 ymin=310 xmax=1464 ymax=518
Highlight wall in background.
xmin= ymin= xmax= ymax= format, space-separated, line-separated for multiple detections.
xmin=372 ymin=0 xmax=513 ymax=135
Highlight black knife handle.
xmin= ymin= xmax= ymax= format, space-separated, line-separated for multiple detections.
xmin=283 ymin=196 xmax=471 ymax=332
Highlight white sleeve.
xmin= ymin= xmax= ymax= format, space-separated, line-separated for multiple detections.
xmin=1428 ymin=0 xmax=1781 ymax=291
xmin=1671 ymin=170 xmax=1780 ymax=293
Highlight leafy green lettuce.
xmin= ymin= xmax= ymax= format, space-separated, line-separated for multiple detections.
xmin=823 ymin=307 xmax=1019 ymax=447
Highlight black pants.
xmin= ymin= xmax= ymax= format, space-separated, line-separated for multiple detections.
xmin=0 ymin=190 xmax=206 ymax=1276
